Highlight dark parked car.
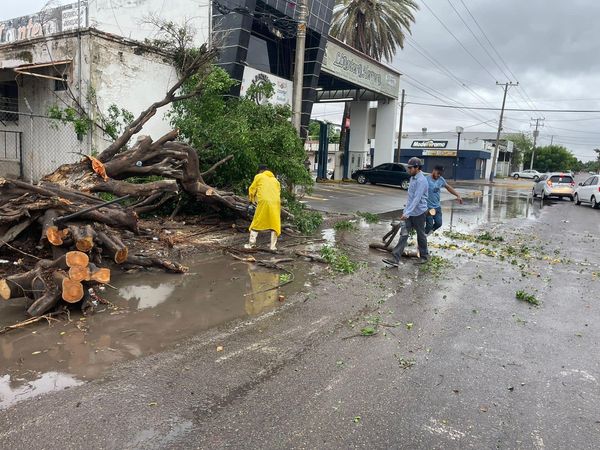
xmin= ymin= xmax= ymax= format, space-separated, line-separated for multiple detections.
xmin=351 ymin=163 xmax=411 ymax=189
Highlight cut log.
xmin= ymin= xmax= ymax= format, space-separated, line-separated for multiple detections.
xmin=68 ymin=224 xmax=95 ymax=252
xmin=0 ymin=270 xmax=38 ymax=300
xmin=88 ymin=263 xmax=111 ymax=284
xmin=69 ymin=265 xmax=91 ymax=282
xmin=26 ymin=271 xmax=67 ymax=317
xmin=96 ymin=231 xmax=128 ymax=264
xmin=61 ymin=278 xmax=84 ymax=303
xmin=65 ymin=251 xmax=90 ymax=268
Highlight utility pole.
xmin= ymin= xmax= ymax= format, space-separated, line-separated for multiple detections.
xmin=291 ymin=0 xmax=308 ymax=134
xmin=529 ymin=117 xmax=544 ymax=170
xmin=489 ymin=81 xmax=518 ymax=183
xmin=394 ymin=89 xmax=405 ymax=163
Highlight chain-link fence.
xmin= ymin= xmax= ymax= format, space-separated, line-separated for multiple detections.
xmin=0 ymin=110 xmax=90 ymax=182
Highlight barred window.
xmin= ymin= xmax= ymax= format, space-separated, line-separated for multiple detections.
xmin=0 ymin=81 xmax=19 ymax=123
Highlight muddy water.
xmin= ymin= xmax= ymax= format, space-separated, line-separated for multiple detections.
xmin=0 ymin=254 xmax=309 ymax=409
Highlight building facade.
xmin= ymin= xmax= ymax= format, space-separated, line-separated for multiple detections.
xmin=398 ymin=130 xmax=514 ymax=180
xmin=0 ymin=0 xmax=209 ymax=181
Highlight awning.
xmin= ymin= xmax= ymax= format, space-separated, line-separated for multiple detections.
xmin=9 ymin=60 xmax=72 ymax=82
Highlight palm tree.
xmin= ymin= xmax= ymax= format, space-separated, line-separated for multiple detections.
xmin=330 ymin=0 xmax=419 ymax=61
xmin=328 ymin=0 xmax=418 ymax=175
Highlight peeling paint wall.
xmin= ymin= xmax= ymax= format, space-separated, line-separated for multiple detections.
xmin=89 ymin=36 xmax=177 ymax=150
xmin=89 ymin=0 xmax=210 ymax=45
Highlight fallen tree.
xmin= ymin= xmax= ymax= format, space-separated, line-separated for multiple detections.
xmin=0 ymin=44 xmax=255 ymax=318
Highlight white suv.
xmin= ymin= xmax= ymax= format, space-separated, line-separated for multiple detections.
xmin=574 ymin=175 xmax=600 ymax=209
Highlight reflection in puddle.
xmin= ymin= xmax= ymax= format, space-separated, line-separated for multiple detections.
xmin=0 ymin=254 xmax=309 ymax=402
xmin=0 ymin=372 xmax=81 ymax=410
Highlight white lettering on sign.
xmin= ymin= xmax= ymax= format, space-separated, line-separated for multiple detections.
xmin=0 ymin=1 xmax=87 ymax=44
xmin=411 ymin=140 xmax=448 ymax=149
xmin=322 ymin=40 xmax=400 ymax=99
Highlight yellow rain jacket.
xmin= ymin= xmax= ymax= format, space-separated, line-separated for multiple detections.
xmin=248 ymin=170 xmax=282 ymax=236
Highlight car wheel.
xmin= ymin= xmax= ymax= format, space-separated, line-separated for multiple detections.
xmin=357 ymin=174 xmax=367 ymax=184
xmin=513 ymin=174 xmax=519 ymax=179
xmin=592 ymin=196 xmax=599 ymax=209
xmin=575 ymin=194 xmax=581 ymax=205
xmin=401 ymin=179 xmax=410 ymax=190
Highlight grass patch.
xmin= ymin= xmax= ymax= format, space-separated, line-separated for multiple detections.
xmin=286 ymin=199 xmax=323 ymax=235
xmin=515 ymin=290 xmax=540 ymax=306
xmin=320 ymin=245 xmax=361 ymax=274
xmin=333 ymin=220 xmax=357 ymax=231
xmin=360 ymin=326 xmax=377 ymax=336
xmin=356 ymin=211 xmax=380 ymax=224
xmin=444 ymin=230 xmax=504 ymax=245
xmin=476 ymin=231 xmax=504 ymax=242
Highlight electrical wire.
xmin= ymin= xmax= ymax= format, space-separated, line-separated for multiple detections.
xmin=405 ymin=101 xmax=600 ymax=114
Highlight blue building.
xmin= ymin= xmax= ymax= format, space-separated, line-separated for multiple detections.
xmin=398 ymin=130 xmax=514 ymax=180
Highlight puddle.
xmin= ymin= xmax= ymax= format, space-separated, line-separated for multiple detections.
xmin=0 ymin=254 xmax=310 ymax=409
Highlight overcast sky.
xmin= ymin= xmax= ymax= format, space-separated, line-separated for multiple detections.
xmin=4 ymin=0 xmax=600 ymax=161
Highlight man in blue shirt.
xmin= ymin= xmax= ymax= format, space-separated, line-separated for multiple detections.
xmin=425 ymin=166 xmax=463 ymax=235
xmin=383 ymin=157 xmax=429 ymax=266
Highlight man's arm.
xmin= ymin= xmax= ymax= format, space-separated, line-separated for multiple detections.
xmin=402 ymin=177 xmax=428 ymax=219
xmin=445 ymin=183 xmax=463 ymax=204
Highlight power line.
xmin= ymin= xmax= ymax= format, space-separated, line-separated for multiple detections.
xmin=405 ymin=101 xmax=600 ymax=114
xmin=455 ymin=0 xmax=539 ymax=112
xmin=420 ymin=0 xmax=497 ymax=81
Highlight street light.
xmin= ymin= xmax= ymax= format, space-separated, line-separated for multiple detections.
xmin=454 ymin=126 xmax=463 ymax=182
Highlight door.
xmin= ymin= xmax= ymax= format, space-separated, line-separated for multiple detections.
xmin=583 ymin=176 xmax=598 ymax=201
xmin=369 ymin=163 xmax=392 ymax=183
xmin=390 ymin=163 xmax=409 ymax=186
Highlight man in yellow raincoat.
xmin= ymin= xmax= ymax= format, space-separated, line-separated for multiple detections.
xmin=245 ymin=165 xmax=281 ymax=250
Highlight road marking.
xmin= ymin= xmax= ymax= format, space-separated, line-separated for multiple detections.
xmin=424 ymin=419 xmax=466 ymax=440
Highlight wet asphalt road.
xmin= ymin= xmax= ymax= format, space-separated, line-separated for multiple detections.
xmin=1 ymin=183 xmax=600 ymax=449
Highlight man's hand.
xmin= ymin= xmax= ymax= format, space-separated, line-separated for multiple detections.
xmin=456 ymin=196 xmax=464 ymax=204
xmin=400 ymin=214 xmax=408 ymax=220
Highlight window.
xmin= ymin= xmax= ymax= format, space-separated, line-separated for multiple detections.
xmin=539 ymin=175 xmax=548 ymax=181
xmin=391 ymin=164 xmax=406 ymax=172
xmin=54 ymin=75 xmax=68 ymax=92
xmin=377 ymin=164 xmax=393 ymax=170
xmin=592 ymin=177 xmax=599 ymax=185
xmin=582 ymin=177 xmax=594 ymax=186
xmin=549 ymin=175 xmax=573 ymax=184
xmin=0 ymin=81 xmax=18 ymax=122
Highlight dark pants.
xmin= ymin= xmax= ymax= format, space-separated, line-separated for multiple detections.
xmin=392 ymin=212 xmax=428 ymax=262
xmin=425 ymin=207 xmax=443 ymax=234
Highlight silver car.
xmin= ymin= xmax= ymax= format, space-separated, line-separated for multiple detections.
xmin=532 ymin=173 xmax=575 ymax=201
xmin=511 ymin=169 xmax=542 ymax=180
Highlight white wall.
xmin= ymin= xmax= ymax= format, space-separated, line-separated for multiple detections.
xmin=89 ymin=0 xmax=211 ymax=46
xmin=90 ymin=36 xmax=177 ymax=148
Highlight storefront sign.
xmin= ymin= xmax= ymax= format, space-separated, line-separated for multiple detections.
xmin=322 ymin=40 xmax=400 ymax=99
xmin=411 ymin=140 xmax=448 ymax=149
xmin=240 ymin=66 xmax=293 ymax=107
xmin=423 ymin=150 xmax=457 ymax=157
xmin=0 ymin=2 xmax=87 ymax=45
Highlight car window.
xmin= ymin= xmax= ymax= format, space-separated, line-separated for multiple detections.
xmin=391 ymin=164 xmax=406 ymax=172
xmin=549 ymin=175 xmax=573 ymax=183
xmin=539 ymin=175 xmax=547 ymax=181
xmin=582 ymin=177 xmax=593 ymax=186
xmin=374 ymin=164 xmax=389 ymax=170
xmin=593 ymin=177 xmax=599 ymax=185
xmin=378 ymin=164 xmax=393 ymax=170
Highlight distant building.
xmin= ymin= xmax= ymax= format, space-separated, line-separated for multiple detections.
xmin=398 ymin=130 xmax=515 ymax=180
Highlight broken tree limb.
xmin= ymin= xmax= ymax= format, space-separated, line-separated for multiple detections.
xmin=88 ymin=263 xmax=111 ymax=284
xmin=54 ymin=195 xmax=131 ymax=226
xmin=124 ymin=255 xmax=188 ymax=273
xmin=0 ymin=216 xmax=39 ymax=249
